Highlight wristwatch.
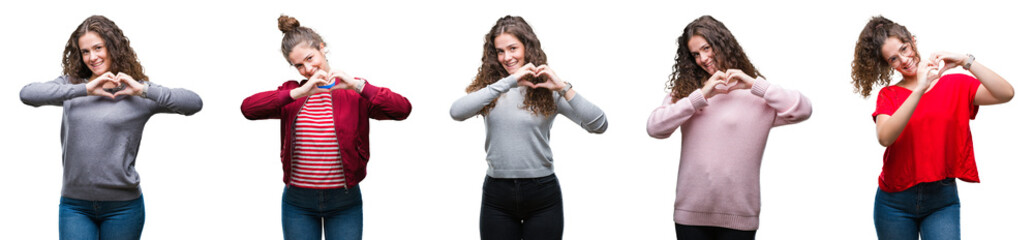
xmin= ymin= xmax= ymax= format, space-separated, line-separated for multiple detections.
xmin=140 ymin=82 xmax=150 ymax=98
xmin=559 ymin=81 xmax=572 ymax=96
xmin=963 ymin=54 xmax=975 ymax=71
xmin=354 ymin=77 xmax=366 ymax=94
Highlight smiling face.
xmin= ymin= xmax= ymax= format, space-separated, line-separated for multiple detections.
xmin=288 ymin=42 xmax=329 ymax=79
xmin=494 ymin=33 xmax=526 ymax=75
xmin=78 ymin=31 xmax=110 ymax=79
xmin=688 ymin=35 xmax=717 ymax=75
xmin=880 ymin=36 xmax=918 ymax=77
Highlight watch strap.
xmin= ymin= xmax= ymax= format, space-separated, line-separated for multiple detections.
xmin=963 ymin=54 xmax=975 ymax=70
xmin=559 ymin=81 xmax=572 ymax=96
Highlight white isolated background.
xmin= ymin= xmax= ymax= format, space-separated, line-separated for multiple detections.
xmin=1 ymin=0 xmax=1030 ymax=239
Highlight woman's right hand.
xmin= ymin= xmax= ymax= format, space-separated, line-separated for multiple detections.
xmin=701 ymin=70 xmax=727 ymax=99
xmin=290 ymin=70 xmax=332 ymax=99
xmin=915 ymin=59 xmax=940 ymax=93
xmin=511 ymin=63 xmax=538 ymax=87
xmin=86 ymin=72 xmax=117 ymax=98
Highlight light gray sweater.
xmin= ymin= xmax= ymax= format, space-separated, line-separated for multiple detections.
xmin=20 ymin=76 xmax=203 ymax=201
xmin=450 ymin=76 xmax=607 ymax=178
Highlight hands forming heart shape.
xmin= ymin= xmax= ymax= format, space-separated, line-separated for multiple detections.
xmin=914 ymin=51 xmax=974 ymax=93
xmin=513 ymin=63 xmax=565 ymax=91
xmin=915 ymin=51 xmax=975 ymax=93
xmin=928 ymin=51 xmax=967 ymax=77
xmin=306 ymin=70 xmax=336 ymax=90
xmin=87 ymin=72 xmax=145 ymax=99
xmin=915 ymin=58 xmax=942 ymax=93
xmin=704 ymin=69 xmax=756 ymax=98
xmin=313 ymin=69 xmax=359 ymax=91
xmin=291 ymin=69 xmax=363 ymax=99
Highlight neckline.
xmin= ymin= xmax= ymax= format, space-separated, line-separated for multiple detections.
xmin=890 ymin=77 xmax=942 ymax=94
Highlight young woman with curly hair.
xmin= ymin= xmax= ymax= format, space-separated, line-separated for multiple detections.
xmin=240 ymin=15 xmax=412 ymax=240
xmin=851 ymin=16 xmax=1014 ymax=240
xmin=646 ymin=15 xmax=812 ymax=240
xmin=449 ymin=15 xmax=608 ymax=240
xmin=19 ymin=15 xmax=203 ymax=239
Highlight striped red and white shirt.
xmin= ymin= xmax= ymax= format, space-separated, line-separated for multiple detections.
xmin=290 ymin=92 xmax=346 ymax=189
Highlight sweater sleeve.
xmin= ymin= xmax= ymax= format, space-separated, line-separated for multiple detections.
xmin=646 ymin=90 xmax=709 ymax=139
xmin=20 ymin=76 xmax=88 ymax=107
xmin=556 ymin=92 xmax=608 ymax=133
xmin=750 ymin=78 xmax=812 ymax=127
xmin=359 ymin=81 xmax=412 ymax=121
xmin=449 ymin=76 xmax=519 ymax=121
xmin=240 ymin=81 xmax=298 ymax=120
xmin=144 ymin=82 xmax=203 ymax=116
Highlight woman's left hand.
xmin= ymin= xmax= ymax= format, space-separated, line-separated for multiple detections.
xmin=328 ymin=69 xmax=363 ymax=92
xmin=720 ymin=69 xmax=755 ymax=92
xmin=930 ymin=51 xmax=967 ymax=76
xmin=113 ymin=72 xmax=147 ymax=97
xmin=530 ymin=65 xmax=566 ymax=91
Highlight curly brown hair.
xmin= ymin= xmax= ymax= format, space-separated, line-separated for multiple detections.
xmin=62 ymin=15 xmax=147 ymax=84
xmin=465 ymin=15 xmax=555 ymax=117
xmin=668 ymin=15 xmax=762 ymax=103
xmin=277 ymin=15 xmax=326 ymax=64
xmin=851 ymin=16 xmax=916 ymax=98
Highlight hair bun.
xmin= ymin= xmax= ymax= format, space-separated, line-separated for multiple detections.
xmin=278 ymin=15 xmax=300 ymax=33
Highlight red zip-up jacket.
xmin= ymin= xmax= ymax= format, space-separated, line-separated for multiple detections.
xmin=241 ymin=79 xmax=411 ymax=188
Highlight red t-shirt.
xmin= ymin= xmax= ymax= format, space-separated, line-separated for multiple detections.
xmin=872 ymin=74 xmax=981 ymax=192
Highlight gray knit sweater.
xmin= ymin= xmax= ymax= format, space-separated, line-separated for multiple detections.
xmin=450 ymin=76 xmax=608 ymax=178
xmin=20 ymin=76 xmax=203 ymax=201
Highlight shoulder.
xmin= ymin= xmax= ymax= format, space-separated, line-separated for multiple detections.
xmin=874 ymin=85 xmax=908 ymax=108
xmin=278 ymin=80 xmax=303 ymax=89
xmin=876 ymin=84 xmax=904 ymax=97
xmin=54 ymin=75 xmax=77 ymax=84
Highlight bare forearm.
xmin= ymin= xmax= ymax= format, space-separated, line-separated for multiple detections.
xmin=876 ymin=91 xmax=922 ymax=147
xmin=970 ymin=61 xmax=1015 ymax=103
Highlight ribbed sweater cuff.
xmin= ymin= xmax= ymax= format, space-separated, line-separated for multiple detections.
xmin=142 ymin=83 xmax=164 ymax=101
xmin=63 ymin=185 xmax=142 ymax=202
xmin=675 ymin=209 xmax=760 ymax=231
xmin=750 ymin=77 xmax=770 ymax=97
xmin=688 ymin=90 xmax=709 ymax=110
xmin=75 ymin=84 xmax=89 ymax=97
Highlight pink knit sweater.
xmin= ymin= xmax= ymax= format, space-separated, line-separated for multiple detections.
xmin=646 ymin=78 xmax=812 ymax=231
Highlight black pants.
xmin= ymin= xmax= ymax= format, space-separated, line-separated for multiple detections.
xmin=480 ymin=174 xmax=564 ymax=240
xmin=676 ymin=224 xmax=756 ymax=240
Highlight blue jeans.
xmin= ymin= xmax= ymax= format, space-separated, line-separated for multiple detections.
xmin=282 ymin=185 xmax=363 ymax=240
xmin=59 ymin=196 xmax=145 ymax=240
xmin=874 ymin=178 xmax=960 ymax=240
xmin=480 ymin=174 xmax=564 ymax=240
